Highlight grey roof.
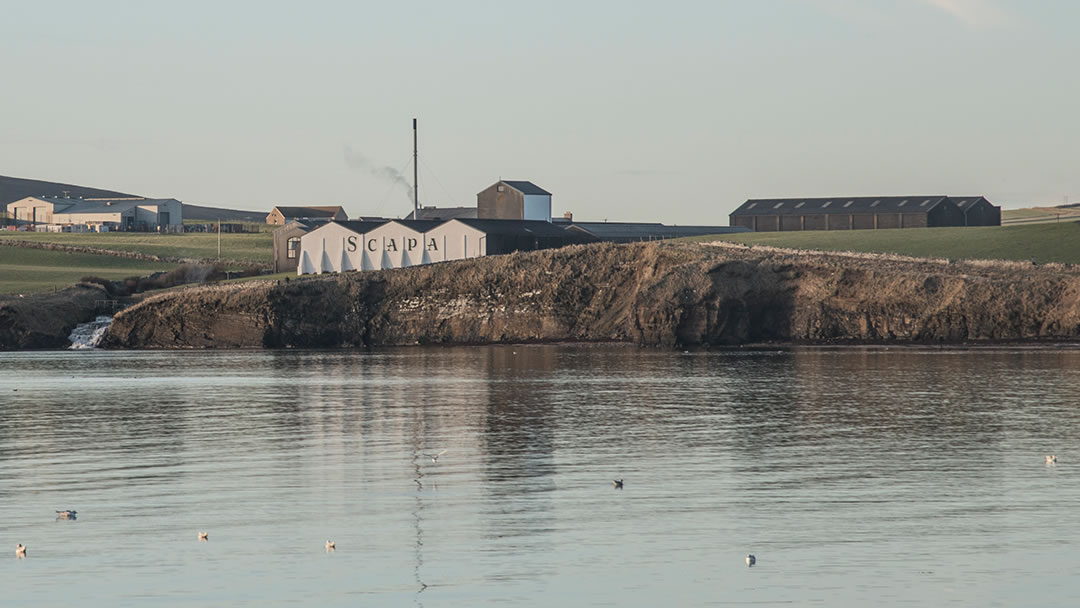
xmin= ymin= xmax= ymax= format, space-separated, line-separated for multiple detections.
xmin=567 ymin=222 xmax=749 ymax=241
xmin=950 ymin=196 xmax=992 ymax=210
xmin=501 ymin=181 xmax=551 ymax=196
xmin=454 ymin=218 xmax=581 ymax=238
xmin=42 ymin=198 xmax=179 ymax=215
xmin=327 ymin=220 xmax=390 ymax=233
xmin=730 ymin=196 xmax=952 ymax=216
xmin=273 ymin=206 xmax=344 ymax=218
xmin=405 ymin=206 xmax=478 ymax=220
xmin=389 ymin=219 xmax=445 ymax=232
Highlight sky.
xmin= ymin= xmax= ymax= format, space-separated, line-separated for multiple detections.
xmin=2 ymin=0 xmax=1078 ymax=223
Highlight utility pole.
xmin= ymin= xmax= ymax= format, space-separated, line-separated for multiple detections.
xmin=413 ymin=118 xmax=419 ymax=220
xmin=217 ymin=218 xmax=221 ymax=260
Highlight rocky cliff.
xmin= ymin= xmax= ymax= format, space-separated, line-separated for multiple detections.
xmin=101 ymin=241 xmax=1080 ymax=349
xmin=0 ymin=283 xmax=109 ymax=350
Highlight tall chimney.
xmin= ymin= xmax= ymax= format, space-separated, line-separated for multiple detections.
xmin=413 ymin=118 xmax=419 ymax=220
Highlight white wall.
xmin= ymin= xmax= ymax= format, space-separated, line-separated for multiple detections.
xmin=298 ymin=222 xmax=366 ymax=275
xmin=424 ymin=220 xmax=487 ymax=261
xmin=361 ymin=222 xmax=430 ymax=270
xmin=522 ymin=194 xmax=551 ymax=222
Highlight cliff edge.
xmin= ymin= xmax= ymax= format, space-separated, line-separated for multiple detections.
xmin=101 ymin=241 xmax=1080 ymax=349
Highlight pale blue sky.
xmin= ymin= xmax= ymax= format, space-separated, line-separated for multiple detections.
xmin=2 ymin=0 xmax=1077 ymax=222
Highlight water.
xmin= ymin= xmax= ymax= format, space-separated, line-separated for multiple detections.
xmin=67 ymin=316 xmax=114 ymax=349
xmin=2 ymin=345 xmax=1080 ymax=607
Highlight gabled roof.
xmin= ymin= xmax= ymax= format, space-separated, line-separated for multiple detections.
xmin=378 ymin=219 xmax=445 ymax=232
xmin=501 ymin=181 xmax=551 ymax=196
xmin=272 ymin=206 xmax=344 ymax=218
xmin=730 ymin=196 xmax=952 ymax=216
xmin=325 ymin=220 xmax=390 ymax=233
xmin=950 ymin=196 xmax=993 ymax=210
xmin=453 ymin=218 xmax=579 ymax=238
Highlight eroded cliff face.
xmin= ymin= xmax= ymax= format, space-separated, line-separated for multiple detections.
xmin=101 ymin=242 xmax=1080 ymax=349
xmin=0 ymin=284 xmax=108 ymax=350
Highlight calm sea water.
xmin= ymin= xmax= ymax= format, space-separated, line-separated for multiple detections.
xmin=2 ymin=345 xmax=1080 ymax=607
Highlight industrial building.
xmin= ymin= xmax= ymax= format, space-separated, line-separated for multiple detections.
xmin=6 ymin=196 xmax=183 ymax=232
xmin=477 ymin=181 xmax=552 ymax=221
xmin=951 ymin=196 xmax=1002 ymax=226
xmin=266 ymin=206 xmax=347 ymax=225
xmin=728 ymin=196 xmax=979 ymax=232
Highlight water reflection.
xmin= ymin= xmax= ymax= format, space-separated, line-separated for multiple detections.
xmin=2 ymin=346 xmax=1080 ymax=607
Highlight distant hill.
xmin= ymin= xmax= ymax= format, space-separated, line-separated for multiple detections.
xmin=0 ymin=174 xmax=139 ymax=206
xmin=182 ymin=204 xmax=266 ymax=223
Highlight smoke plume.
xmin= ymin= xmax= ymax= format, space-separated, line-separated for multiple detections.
xmin=343 ymin=145 xmax=414 ymax=203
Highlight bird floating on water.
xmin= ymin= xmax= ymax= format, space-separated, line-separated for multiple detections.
xmin=613 ymin=479 xmax=624 ymax=489
xmin=325 ymin=540 xmax=336 ymax=551
xmin=198 ymin=532 xmax=209 ymax=541
xmin=1046 ymin=455 xmax=1058 ymax=464
xmin=746 ymin=554 xmax=756 ymax=567
xmin=55 ymin=510 xmax=77 ymax=520
xmin=15 ymin=544 xmax=26 ymax=557
xmin=424 ymin=450 xmax=447 ymax=463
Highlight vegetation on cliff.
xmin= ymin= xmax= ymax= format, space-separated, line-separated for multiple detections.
xmin=102 ymin=241 xmax=1080 ymax=349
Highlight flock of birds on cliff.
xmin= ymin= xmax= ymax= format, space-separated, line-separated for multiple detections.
xmin=18 ymin=454 xmax=1061 ymax=565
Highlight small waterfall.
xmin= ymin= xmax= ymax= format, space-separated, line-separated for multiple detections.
xmin=68 ymin=316 xmax=114 ymax=350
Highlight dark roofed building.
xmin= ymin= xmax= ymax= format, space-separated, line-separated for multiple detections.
xmin=951 ymin=196 xmax=1001 ymax=226
xmin=729 ymin=196 xmax=966 ymax=232
xmin=266 ymin=206 xmax=347 ymax=225
xmin=567 ymin=222 xmax=749 ymax=243
xmin=0 ymin=174 xmax=139 ymax=207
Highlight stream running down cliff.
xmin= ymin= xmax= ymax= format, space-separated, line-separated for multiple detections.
xmin=68 ymin=316 xmax=114 ymax=349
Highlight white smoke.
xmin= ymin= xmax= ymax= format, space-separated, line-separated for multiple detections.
xmin=343 ymin=145 xmax=414 ymax=203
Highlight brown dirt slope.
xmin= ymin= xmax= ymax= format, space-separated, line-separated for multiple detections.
xmin=101 ymin=241 xmax=1080 ymax=349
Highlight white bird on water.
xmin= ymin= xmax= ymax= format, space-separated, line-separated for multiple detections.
xmin=325 ymin=540 xmax=336 ymax=551
xmin=16 ymin=544 xmax=26 ymax=557
xmin=424 ymin=450 xmax=447 ymax=463
xmin=746 ymin=554 xmax=756 ymax=567
xmin=198 ymin=532 xmax=209 ymax=541
xmin=1046 ymin=455 xmax=1058 ymax=465
xmin=55 ymin=510 xmax=77 ymax=520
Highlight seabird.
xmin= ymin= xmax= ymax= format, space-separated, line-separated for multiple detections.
xmin=15 ymin=544 xmax=26 ymax=557
xmin=325 ymin=540 xmax=336 ymax=551
xmin=424 ymin=450 xmax=447 ymax=463
xmin=746 ymin=554 xmax=756 ymax=567
xmin=55 ymin=510 xmax=77 ymax=520
xmin=198 ymin=532 xmax=209 ymax=541
xmin=1046 ymin=455 xmax=1058 ymax=464
xmin=613 ymin=479 xmax=624 ymax=489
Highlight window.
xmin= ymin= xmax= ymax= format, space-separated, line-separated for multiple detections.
xmin=773 ymin=202 xmax=784 ymax=209
xmin=843 ymin=200 xmax=854 ymax=208
xmin=287 ymin=237 xmax=300 ymax=259
xmin=747 ymin=202 xmax=757 ymax=209
xmin=921 ymin=199 xmax=931 ymax=206
xmin=795 ymin=202 xmax=805 ymax=209
xmin=898 ymin=200 xmax=908 ymax=207
xmin=871 ymin=200 xmax=880 ymax=207
xmin=822 ymin=201 xmax=832 ymax=208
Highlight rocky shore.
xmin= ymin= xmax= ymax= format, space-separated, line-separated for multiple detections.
xmin=0 ymin=283 xmax=109 ymax=350
xmin=100 ymin=241 xmax=1080 ymax=349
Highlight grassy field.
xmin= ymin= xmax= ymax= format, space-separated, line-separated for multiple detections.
xmin=1002 ymin=207 xmax=1080 ymax=225
xmin=690 ymin=222 xmax=1080 ymax=264
xmin=0 ymin=247 xmax=177 ymax=294
xmin=0 ymin=231 xmax=272 ymax=263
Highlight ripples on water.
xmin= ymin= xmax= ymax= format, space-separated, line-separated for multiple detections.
xmin=2 ymin=346 xmax=1080 ymax=607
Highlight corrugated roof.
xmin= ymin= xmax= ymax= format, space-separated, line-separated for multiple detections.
xmin=45 ymin=198 xmax=180 ymax=215
xmin=405 ymin=206 xmax=478 ymax=220
xmin=568 ymin=222 xmax=748 ymax=240
xmin=501 ymin=181 xmax=551 ymax=196
xmin=730 ymin=196 xmax=952 ymax=216
xmin=273 ymin=206 xmax=344 ymax=218
xmin=950 ymin=196 xmax=991 ymax=210
xmin=454 ymin=218 xmax=578 ymax=238
xmin=327 ymin=220 xmax=390 ymax=233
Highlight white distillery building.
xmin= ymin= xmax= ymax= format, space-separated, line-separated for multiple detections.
xmin=297 ymin=218 xmax=587 ymax=275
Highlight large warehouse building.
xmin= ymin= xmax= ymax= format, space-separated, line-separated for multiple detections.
xmin=7 ymin=196 xmax=183 ymax=231
xmin=729 ymin=195 xmax=1000 ymax=232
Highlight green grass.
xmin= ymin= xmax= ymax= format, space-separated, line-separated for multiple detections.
xmin=0 ymin=247 xmax=177 ymax=294
xmin=0 ymin=231 xmax=272 ymax=263
xmin=1002 ymin=207 xmax=1080 ymax=225
xmin=687 ymin=222 xmax=1080 ymax=264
